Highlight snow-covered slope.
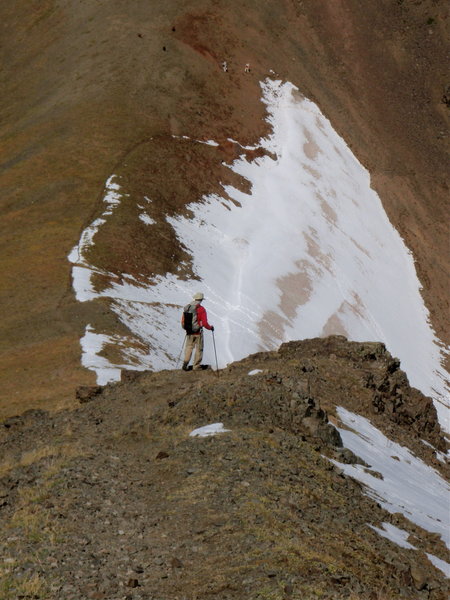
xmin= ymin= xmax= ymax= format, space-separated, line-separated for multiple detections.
xmin=68 ymin=79 xmax=449 ymax=430
xmin=333 ymin=407 xmax=450 ymax=573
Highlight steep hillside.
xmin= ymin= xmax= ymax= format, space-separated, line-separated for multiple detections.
xmin=1 ymin=338 xmax=449 ymax=599
xmin=0 ymin=0 xmax=449 ymax=416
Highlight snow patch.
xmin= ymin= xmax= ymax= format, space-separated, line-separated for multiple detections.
xmin=333 ymin=407 xmax=450 ymax=549
xmin=426 ymin=553 xmax=450 ymax=578
xmin=369 ymin=522 xmax=416 ymax=550
xmin=139 ymin=213 xmax=156 ymax=226
xmin=80 ymin=326 xmax=122 ymax=385
xmin=69 ymin=175 xmax=122 ymax=266
xmin=189 ymin=423 xmax=230 ymax=438
xmin=369 ymin=523 xmax=450 ymax=578
xmin=421 ymin=438 xmax=448 ymax=463
xmin=248 ymin=369 xmax=263 ymax=376
xmin=80 ymin=325 xmax=148 ymax=385
xmin=68 ymin=174 xmax=126 ymax=303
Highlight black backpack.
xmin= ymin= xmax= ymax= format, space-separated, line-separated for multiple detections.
xmin=181 ymin=303 xmax=200 ymax=334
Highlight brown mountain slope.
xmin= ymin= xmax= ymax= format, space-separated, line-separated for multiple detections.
xmin=1 ymin=338 xmax=448 ymax=599
xmin=0 ymin=0 xmax=448 ymax=417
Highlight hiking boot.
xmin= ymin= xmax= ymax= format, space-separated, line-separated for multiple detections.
xmin=182 ymin=362 xmax=189 ymax=371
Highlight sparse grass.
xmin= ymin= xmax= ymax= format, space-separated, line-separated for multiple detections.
xmin=0 ymin=452 xmax=79 ymax=598
xmin=251 ymin=582 xmax=330 ymax=600
xmin=4 ymin=450 xmax=82 ymax=545
xmin=0 ymin=571 xmax=48 ymax=599
xmin=250 ymin=588 xmax=284 ymax=600
xmin=10 ymin=501 xmax=57 ymax=543
xmin=348 ymin=593 xmax=392 ymax=600
xmin=0 ymin=442 xmax=82 ymax=478
xmin=0 ymin=446 xmax=53 ymax=478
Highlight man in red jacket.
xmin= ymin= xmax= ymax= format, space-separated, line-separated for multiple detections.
xmin=182 ymin=292 xmax=214 ymax=371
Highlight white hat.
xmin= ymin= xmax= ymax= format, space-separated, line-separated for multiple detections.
xmin=193 ymin=292 xmax=204 ymax=301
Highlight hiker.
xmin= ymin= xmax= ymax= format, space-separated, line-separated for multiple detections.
xmin=181 ymin=292 xmax=214 ymax=371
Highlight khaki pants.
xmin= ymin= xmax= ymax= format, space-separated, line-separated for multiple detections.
xmin=184 ymin=332 xmax=203 ymax=370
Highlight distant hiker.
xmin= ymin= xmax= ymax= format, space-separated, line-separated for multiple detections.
xmin=222 ymin=61 xmax=228 ymax=72
xmin=181 ymin=292 xmax=214 ymax=371
xmin=244 ymin=63 xmax=251 ymax=73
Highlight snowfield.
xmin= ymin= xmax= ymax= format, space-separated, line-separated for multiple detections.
xmin=69 ymin=78 xmax=449 ymax=431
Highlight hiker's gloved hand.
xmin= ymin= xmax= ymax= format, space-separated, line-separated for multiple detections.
xmin=211 ymin=326 xmax=214 ymax=331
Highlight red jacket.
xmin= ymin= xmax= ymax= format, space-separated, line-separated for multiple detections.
xmin=196 ymin=304 xmax=213 ymax=331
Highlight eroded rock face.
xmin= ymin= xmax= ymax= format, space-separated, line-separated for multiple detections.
xmin=75 ymin=385 xmax=103 ymax=404
xmin=275 ymin=337 xmax=447 ymax=459
xmin=157 ymin=365 xmax=345 ymax=456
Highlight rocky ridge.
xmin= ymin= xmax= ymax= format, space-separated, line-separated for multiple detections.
xmin=1 ymin=337 xmax=448 ymax=599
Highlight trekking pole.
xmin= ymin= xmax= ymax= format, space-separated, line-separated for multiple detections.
xmin=211 ymin=329 xmax=219 ymax=376
xmin=176 ymin=334 xmax=187 ymax=366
